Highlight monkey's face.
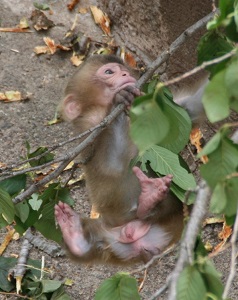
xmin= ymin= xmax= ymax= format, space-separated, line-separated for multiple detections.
xmin=95 ymin=63 xmax=137 ymax=94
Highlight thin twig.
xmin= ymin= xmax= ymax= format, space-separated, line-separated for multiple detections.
xmin=137 ymin=9 xmax=219 ymax=88
xmin=159 ymin=50 xmax=236 ymax=88
xmin=222 ymin=207 xmax=238 ymax=298
xmin=0 ymin=119 xmax=114 ymax=176
xmin=167 ymin=181 xmax=210 ymax=300
xmin=12 ymin=104 xmax=125 ymax=204
xmin=147 ymin=283 xmax=169 ymax=300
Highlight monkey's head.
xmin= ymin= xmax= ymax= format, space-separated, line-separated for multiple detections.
xmin=60 ymin=55 xmax=137 ymax=126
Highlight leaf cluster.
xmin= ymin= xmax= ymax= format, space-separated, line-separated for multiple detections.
xmin=0 ymin=145 xmax=74 ymax=244
xmin=0 ymin=256 xmax=70 ymax=299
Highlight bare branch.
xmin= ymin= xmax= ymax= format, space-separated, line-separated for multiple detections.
xmin=137 ymin=9 xmax=219 ymax=88
xmin=159 ymin=50 xmax=236 ymax=88
xmin=12 ymin=103 xmax=125 ymax=204
xmin=222 ymin=207 xmax=238 ymax=298
xmin=0 ymin=116 xmax=117 ymax=177
xmin=167 ymin=182 xmax=211 ymax=300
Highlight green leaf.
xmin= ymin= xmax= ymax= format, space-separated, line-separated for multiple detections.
xmin=28 ymin=193 xmax=43 ymax=211
xmin=130 ymin=93 xmax=169 ymax=153
xmin=95 ymin=273 xmax=140 ymax=300
xmin=225 ymin=55 xmax=238 ymax=103
xmin=200 ymin=136 xmax=238 ymax=189
xmin=41 ymin=280 xmax=62 ymax=293
xmin=142 ymin=145 xmax=196 ymax=190
xmin=197 ymin=31 xmax=233 ymax=76
xmin=177 ymin=266 xmax=207 ymax=300
xmin=224 ymin=177 xmax=238 ymax=216
xmin=210 ymin=182 xmax=227 ymax=214
xmin=0 ymin=257 xmax=16 ymax=292
xmin=40 ymin=184 xmax=74 ymax=207
xmin=157 ymin=92 xmax=192 ymax=153
xmin=202 ymin=70 xmax=230 ymax=123
xmin=202 ymin=260 xmax=224 ymax=298
xmin=0 ymin=174 xmax=26 ymax=196
xmin=170 ymin=182 xmax=195 ymax=204
xmin=198 ymin=131 xmax=221 ymax=157
xmin=27 ymin=146 xmax=54 ymax=167
xmin=34 ymin=201 xmax=62 ymax=243
xmin=51 ymin=285 xmax=71 ymax=300
xmin=15 ymin=200 xmax=30 ymax=223
xmin=0 ymin=188 xmax=15 ymax=224
xmin=33 ymin=2 xmax=50 ymax=10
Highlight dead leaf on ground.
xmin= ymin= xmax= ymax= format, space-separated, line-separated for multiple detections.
xmin=43 ymin=37 xmax=57 ymax=54
xmin=90 ymin=6 xmax=111 ymax=36
xmin=30 ymin=9 xmax=55 ymax=31
xmin=70 ymin=54 xmax=85 ymax=66
xmin=19 ymin=17 xmax=29 ymax=29
xmin=79 ymin=7 xmax=88 ymax=14
xmin=212 ymin=223 xmax=232 ymax=254
xmin=34 ymin=37 xmax=71 ymax=55
xmin=0 ymin=228 xmax=15 ymax=255
xmin=203 ymin=216 xmax=224 ymax=226
xmin=0 ymin=28 xmax=33 ymax=33
xmin=0 ymin=162 xmax=7 ymax=168
xmin=67 ymin=0 xmax=80 ymax=11
xmin=190 ymin=127 xmax=208 ymax=163
xmin=0 ymin=91 xmax=31 ymax=102
xmin=124 ymin=52 xmax=137 ymax=69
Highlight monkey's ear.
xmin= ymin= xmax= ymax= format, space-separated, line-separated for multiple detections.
xmin=63 ymin=94 xmax=81 ymax=121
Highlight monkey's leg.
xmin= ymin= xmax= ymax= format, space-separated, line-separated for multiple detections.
xmin=132 ymin=166 xmax=173 ymax=219
xmin=55 ymin=201 xmax=91 ymax=256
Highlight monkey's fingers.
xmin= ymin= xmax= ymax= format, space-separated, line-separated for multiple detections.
xmin=132 ymin=166 xmax=148 ymax=181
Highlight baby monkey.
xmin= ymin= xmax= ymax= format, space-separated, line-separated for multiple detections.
xmin=55 ymin=55 xmax=205 ymax=264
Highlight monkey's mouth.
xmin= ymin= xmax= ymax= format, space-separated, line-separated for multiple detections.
xmin=120 ymin=79 xmax=137 ymax=90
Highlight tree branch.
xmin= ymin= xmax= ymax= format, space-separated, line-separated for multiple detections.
xmin=137 ymin=9 xmax=219 ymax=88
xmin=222 ymin=207 xmax=238 ymax=298
xmin=166 ymin=182 xmax=211 ymax=300
xmin=12 ymin=103 xmax=126 ymax=204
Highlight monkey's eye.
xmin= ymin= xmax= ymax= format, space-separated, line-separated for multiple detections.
xmin=104 ymin=69 xmax=114 ymax=75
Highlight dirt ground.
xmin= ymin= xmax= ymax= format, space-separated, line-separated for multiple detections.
xmin=0 ymin=1 xmax=237 ymax=299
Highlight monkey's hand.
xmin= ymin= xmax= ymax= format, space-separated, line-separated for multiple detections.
xmin=133 ymin=166 xmax=173 ymax=219
xmin=114 ymin=85 xmax=141 ymax=109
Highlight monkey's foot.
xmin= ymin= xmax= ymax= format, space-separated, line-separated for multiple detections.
xmin=132 ymin=166 xmax=173 ymax=219
xmin=54 ymin=201 xmax=90 ymax=256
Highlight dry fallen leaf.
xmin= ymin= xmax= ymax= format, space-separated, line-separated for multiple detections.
xmin=30 ymin=9 xmax=55 ymax=31
xmin=34 ymin=45 xmax=49 ymax=54
xmin=190 ymin=127 xmax=208 ymax=163
xmin=212 ymin=223 xmax=232 ymax=254
xmin=125 ymin=52 xmax=137 ymax=69
xmin=203 ymin=216 xmax=224 ymax=226
xmin=70 ymin=54 xmax=85 ymax=66
xmin=67 ymin=0 xmax=80 ymax=11
xmin=90 ymin=5 xmax=111 ymax=36
xmin=0 ymin=91 xmax=21 ymax=102
xmin=19 ymin=17 xmax=29 ymax=29
xmin=0 ymin=228 xmax=15 ymax=255
xmin=34 ymin=37 xmax=71 ymax=55
xmin=0 ymin=27 xmax=33 ymax=33
xmin=79 ymin=7 xmax=88 ymax=14
xmin=43 ymin=37 xmax=57 ymax=54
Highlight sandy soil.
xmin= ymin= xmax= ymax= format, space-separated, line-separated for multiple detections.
xmin=0 ymin=1 xmax=237 ymax=299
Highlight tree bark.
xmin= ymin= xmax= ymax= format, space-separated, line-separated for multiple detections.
xmin=100 ymin=0 xmax=212 ymax=81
